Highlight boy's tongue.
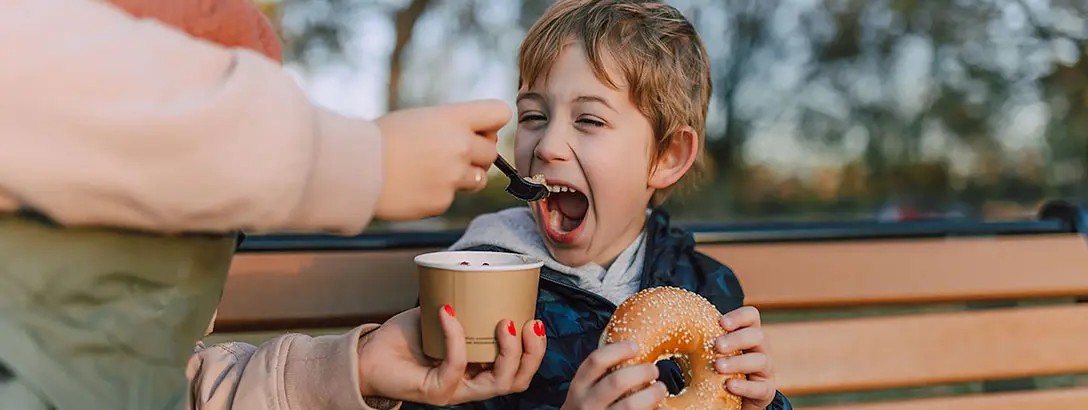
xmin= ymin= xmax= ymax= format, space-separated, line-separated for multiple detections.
xmin=554 ymin=192 xmax=588 ymax=221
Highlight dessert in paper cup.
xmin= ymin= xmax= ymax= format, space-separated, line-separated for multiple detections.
xmin=415 ymin=251 xmax=543 ymax=363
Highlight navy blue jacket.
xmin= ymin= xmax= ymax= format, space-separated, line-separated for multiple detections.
xmin=403 ymin=209 xmax=792 ymax=409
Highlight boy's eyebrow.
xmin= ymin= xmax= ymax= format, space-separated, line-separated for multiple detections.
xmin=516 ymin=92 xmax=545 ymax=105
xmin=574 ymin=95 xmax=617 ymax=113
xmin=515 ymin=93 xmax=617 ymax=113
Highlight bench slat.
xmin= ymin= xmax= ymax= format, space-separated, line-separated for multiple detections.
xmin=215 ymin=234 xmax=1088 ymax=330
xmin=216 ymin=249 xmax=434 ymax=330
xmin=708 ymin=234 xmax=1088 ymax=309
xmin=767 ymin=304 xmax=1088 ymax=395
xmin=805 ymin=387 xmax=1088 ymax=410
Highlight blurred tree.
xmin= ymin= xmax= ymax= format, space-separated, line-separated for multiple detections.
xmin=267 ymin=0 xmax=1087 ymax=225
xmin=388 ymin=0 xmax=433 ymax=110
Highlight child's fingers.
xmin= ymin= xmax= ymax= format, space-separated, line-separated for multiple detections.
xmin=584 ymin=363 xmax=659 ymax=409
xmin=714 ymin=352 xmax=771 ymax=377
xmin=569 ymin=341 xmax=638 ymax=395
xmin=725 ymin=378 xmax=776 ymax=405
xmin=714 ymin=327 xmax=765 ymax=354
xmin=720 ymin=305 xmax=761 ymax=332
xmin=607 ymin=381 xmax=667 ymax=410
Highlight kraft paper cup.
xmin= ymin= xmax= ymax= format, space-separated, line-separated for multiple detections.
xmin=415 ymin=251 xmax=543 ymax=363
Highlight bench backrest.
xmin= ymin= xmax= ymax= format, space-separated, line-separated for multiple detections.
xmin=713 ymin=234 xmax=1088 ymax=409
xmin=215 ymin=205 xmax=1088 ymax=409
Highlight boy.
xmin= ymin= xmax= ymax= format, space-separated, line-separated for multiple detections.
xmin=407 ymin=1 xmax=792 ymax=409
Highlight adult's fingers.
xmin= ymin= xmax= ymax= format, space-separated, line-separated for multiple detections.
xmin=720 ymin=305 xmax=761 ymax=332
xmin=569 ymin=342 xmax=639 ymax=394
xmin=487 ymin=319 xmax=523 ymax=393
xmin=582 ymin=364 xmax=658 ymax=409
xmin=431 ymin=305 xmax=467 ymax=401
xmin=447 ymin=99 xmax=512 ymax=133
xmin=512 ymin=319 xmax=547 ymax=392
xmin=455 ymin=166 xmax=488 ymax=192
xmin=467 ymin=132 xmax=499 ymax=169
xmin=607 ymin=381 xmax=667 ymax=410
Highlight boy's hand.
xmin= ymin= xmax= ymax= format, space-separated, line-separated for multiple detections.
xmin=561 ymin=341 xmax=668 ymax=410
xmin=374 ymin=100 xmax=509 ymax=221
xmin=356 ymin=306 xmax=546 ymax=406
xmin=715 ymin=306 xmax=776 ymax=409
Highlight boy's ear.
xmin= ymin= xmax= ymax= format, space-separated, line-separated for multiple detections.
xmin=649 ymin=126 xmax=698 ymax=190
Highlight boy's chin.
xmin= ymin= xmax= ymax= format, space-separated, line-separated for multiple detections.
xmin=531 ymin=213 xmax=592 ymax=266
xmin=543 ymin=244 xmax=595 ymax=268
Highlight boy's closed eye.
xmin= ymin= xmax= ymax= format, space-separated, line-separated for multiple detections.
xmin=575 ymin=116 xmax=605 ymax=128
xmin=519 ymin=112 xmax=547 ymax=122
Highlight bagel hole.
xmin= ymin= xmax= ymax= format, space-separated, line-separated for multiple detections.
xmin=655 ymin=356 xmax=690 ymax=396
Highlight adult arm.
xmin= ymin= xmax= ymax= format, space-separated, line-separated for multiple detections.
xmin=0 ymin=0 xmax=381 ymax=235
xmin=187 ymin=325 xmax=401 ymax=410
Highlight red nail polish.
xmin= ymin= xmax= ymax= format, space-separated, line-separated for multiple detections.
xmin=443 ymin=305 xmax=455 ymax=317
xmin=533 ymin=321 xmax=545 ymax=337
xmin=507 ymin=321 xmax=517 ymax=336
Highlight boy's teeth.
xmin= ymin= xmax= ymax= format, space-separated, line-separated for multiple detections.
xmin=543 ymin=184 xmax=578 ymax=193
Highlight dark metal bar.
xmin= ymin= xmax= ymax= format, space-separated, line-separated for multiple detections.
xmin=236 ymin=216 xmax=1076 ymax=253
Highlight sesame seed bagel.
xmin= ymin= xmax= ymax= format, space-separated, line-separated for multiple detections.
xmin=600 ymin=286 xmax=743 ymax=410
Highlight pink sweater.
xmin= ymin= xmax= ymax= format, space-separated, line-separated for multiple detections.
xmin=1 ymin=1 xmax=399 ymax=409
xmin=0 ymin=0 xmax=383 ymax=236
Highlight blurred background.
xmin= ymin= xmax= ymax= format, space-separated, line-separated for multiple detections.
xmin=254 ymin=0 xmax=1087 ymax=230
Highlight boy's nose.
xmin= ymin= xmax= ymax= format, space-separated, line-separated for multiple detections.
xmin=534 ymin=124 xmax=575 ymax=163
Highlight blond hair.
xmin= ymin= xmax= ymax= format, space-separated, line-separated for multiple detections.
xmin=518 ymin=0 xmax=712 ymax=204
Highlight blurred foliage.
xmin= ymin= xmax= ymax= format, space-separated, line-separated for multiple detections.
xmin=260 ymin=0 xmax=1088 ymax=229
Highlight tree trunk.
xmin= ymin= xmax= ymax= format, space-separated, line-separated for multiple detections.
xmin=387 ymin=0 xmax=432 ymax=111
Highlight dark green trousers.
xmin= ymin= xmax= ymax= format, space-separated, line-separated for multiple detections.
xmin=0 ymin=215 xmax=236 ymax=409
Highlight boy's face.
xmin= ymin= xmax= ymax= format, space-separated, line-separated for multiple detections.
xmin=514 ymin=42 xmax=658 ymax=268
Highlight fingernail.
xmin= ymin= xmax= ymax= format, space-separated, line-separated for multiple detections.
xmin=724 ymin=378 xmax=741 ymax=391
xmin=533 ymin=321 xmax=545 ymax=336
xmin=507 ymin=321 xmax=517 ymax=336
xmin=721 ymin=317 xmax=733 ymax=329
xmin=716 ymin=337 xmax=727 ymax=352
xmin=715 ymin=358 xmax=727 ymax=372
xmin=443 ymin=304 xmax=455 ymax=317
xmin=626 ymin=341 xmax=639 ymax=354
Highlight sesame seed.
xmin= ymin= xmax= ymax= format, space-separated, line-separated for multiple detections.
xmin=600 ymin=286 xmax=743 ymax=410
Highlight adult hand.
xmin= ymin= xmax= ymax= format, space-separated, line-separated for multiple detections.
xmin=561 ymin=341 xmax=668 ymax=410
xmin=356 ymin=306 xmax=546 ymax=406
xmin=374 ymin=100 xmax=510 ymax=221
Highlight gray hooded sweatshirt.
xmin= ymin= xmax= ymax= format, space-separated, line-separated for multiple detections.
xmin=448 ymin=207 xmax=646 ymax=305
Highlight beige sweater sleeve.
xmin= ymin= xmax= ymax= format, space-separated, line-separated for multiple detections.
xmin=187 ymin=324 xmax=402 ymax=410
xmin=0 ymin=0 xmax=383 ymax=235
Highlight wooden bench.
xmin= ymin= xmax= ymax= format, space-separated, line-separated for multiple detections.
xmin=214 ymin=201 xmax=1088 ymax=408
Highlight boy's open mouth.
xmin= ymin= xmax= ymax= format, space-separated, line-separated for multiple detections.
xmin=538 ymin=182 xmax=589 ymax=244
